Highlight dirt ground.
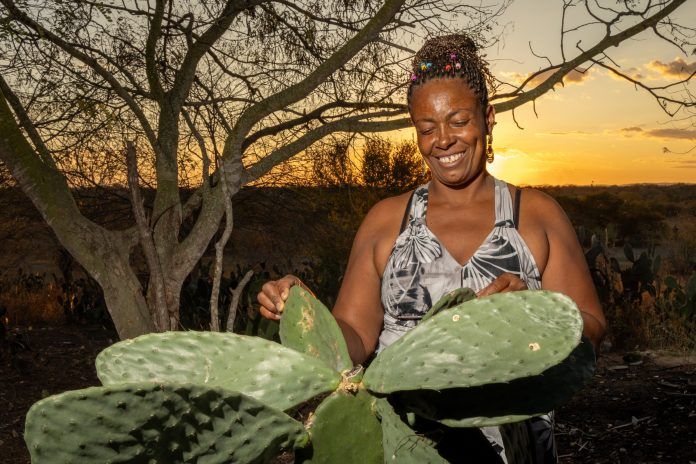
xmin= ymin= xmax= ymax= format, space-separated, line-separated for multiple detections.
xmin=1 ymin=324 xmax=694 ymax=464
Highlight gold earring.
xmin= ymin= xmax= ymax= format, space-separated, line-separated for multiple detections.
xmin=486 ymin=134 xmax=494 ymax=163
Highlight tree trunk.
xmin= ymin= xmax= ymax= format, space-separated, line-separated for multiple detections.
xmin=0 ymin=91 xmax=154 ymax=338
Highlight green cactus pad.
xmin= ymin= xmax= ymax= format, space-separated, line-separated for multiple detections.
xmin=96 ymin=331 xmax=340 ymax=411
xmin=24 ymin=383 xmax=308 ymax=464
xmin=421 ymin=288 xmax=476 ymax=322
xmin=280 ymin=286 xmax=352 ymax=372
xmin=364 ymin=291 xmax=583 ymax=393
xmin=297 ymin=391 xmax=382 ymax=463
xmin=375 ymin=399 xmax=447 ymax=463
xmin=393 ymin=338 xmax=596 ymax=427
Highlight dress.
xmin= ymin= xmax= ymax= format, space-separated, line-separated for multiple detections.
xmin=378 ymin=177 xmax=555 ymax=463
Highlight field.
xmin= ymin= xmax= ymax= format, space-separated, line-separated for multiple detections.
xmin=1 ymin=183 xmax=695 ymax=462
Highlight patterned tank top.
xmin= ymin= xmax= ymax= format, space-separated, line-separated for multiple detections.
xmin=378 ymin=177 xmax=541 ymax=351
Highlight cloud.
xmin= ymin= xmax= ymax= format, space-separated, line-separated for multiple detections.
xmin=665 ymin=159 xmax=696 ymax=168
xmin=500 ymin=67 xmax=593 ymax=89
xmin=607 ymin=67 xmax=645 ymax=81
xmin=646 ymin=58 xmax=696 ymax=78
xmin=619 ymin=126 xmax=696 ymax=140
xmin=544 ymin=130 xmax=591 ymax=136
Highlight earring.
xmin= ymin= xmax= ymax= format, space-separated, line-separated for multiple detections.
xmin=486 ymin=134 xmax=494 ymax=163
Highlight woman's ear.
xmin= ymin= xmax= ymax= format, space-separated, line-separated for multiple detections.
xmin=485 ymin=104 xmax=496 ymax=134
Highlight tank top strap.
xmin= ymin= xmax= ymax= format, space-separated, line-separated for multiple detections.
xmin=494 ymin=178 xmax=516 ymax=228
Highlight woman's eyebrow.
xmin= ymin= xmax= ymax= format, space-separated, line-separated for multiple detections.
xmin=414 ymin=108 xmax=475 ymax=124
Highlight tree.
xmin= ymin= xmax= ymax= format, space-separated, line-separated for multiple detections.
xmin=362 ymin=137 xmax=427 ymax=193
xmin=0 ymin=0 xmax=693 ymax=339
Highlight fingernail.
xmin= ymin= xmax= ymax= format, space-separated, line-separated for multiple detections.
xmin=274 ymin=314 xmax=281 ymax=320
xmin=276 ymin=302 xmax=284 ymax=312
xmin=281 ymin=290 xmax=288 ymax=299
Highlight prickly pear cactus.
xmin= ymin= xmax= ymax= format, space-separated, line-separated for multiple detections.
xmin=363 ymin=291 xmax=584 ymax=394
xmin=96 ymin=331 xmax=340 ymax=411
xmin=375 ymin=399 xmax=447 ymax=464
xmin=392 ymin=338 xmax=596 ymax=427
xmin=25 ymin=288 xmax=595 ymax=464
xmin=297 ymin=390 xmax=383 ymax=463
xmin=280 ymin=286 xmax=352 ymax=372
xmin=24 ymin=383 xmax=307 ymax=464
xmin=421 ymin=287 xmax=476 ymax=322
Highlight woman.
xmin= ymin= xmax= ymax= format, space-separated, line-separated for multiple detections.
xmin=258 ymin=35 xmax=606 ymax=463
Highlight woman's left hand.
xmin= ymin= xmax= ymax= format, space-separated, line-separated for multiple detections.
xmin=476 ymin=272 xmax=527 ymax=297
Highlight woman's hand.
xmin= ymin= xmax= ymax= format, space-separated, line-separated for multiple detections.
xmin=257 ymin=274 xmax=307 ymax=321
xmin=476 ymin=272 xmax=527 ymax=298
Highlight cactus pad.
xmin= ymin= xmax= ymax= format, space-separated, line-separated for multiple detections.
xmin=393 ymin=338 xmax=596 ymax=427
xmin=24 ymin=383 xmax=308 ymax=464
xmin=375 ymin=399 xmax=447 ymax=463
xmin=297 ymin=391 xmax=382 ymax=463
xmin=364 ymin=291 xmax=583 ymax=393
xmin=421 ymin=287 xmax=476 ymax=322
xmin=96 ymin=331 xmax=340 ymax=411
xmin=280 ymin=286 xmax=352 ymax=372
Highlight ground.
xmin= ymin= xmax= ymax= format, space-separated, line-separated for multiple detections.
xmin=1 ymin=324 xmax=694 ymax=463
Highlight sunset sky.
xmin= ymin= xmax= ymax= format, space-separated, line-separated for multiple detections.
xmin=391 ymin=1 xmax=696 ymax=186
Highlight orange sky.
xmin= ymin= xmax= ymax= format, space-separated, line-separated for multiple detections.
xmin=391 ymin=1 xmax=696 ymax=186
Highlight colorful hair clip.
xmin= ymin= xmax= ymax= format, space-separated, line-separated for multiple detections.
xmin=410 ymin=73 xmax=417 ymax=82
xmin=450 ymin=52 xmax=457 ymax=60
xmin=455 ymin=62 xmax=461 ymax=70
xmin=426 ymin=62 xmax=432 ymax=69
xmin=444 ymin=64 xmax=452 ymax=72
xmin=420 ymin=62 xmax=427 ymax=71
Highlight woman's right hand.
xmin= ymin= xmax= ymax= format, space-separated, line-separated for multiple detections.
xmin=257 ymin=274 xmax=306 ymax=321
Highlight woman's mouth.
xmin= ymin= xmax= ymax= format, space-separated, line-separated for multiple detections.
xmin=435 ymin=151 xmax=465 ymax=167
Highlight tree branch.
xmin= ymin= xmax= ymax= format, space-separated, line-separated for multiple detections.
xmin=126 ymin=141 xmax=168 ymax=331
xmin=0 ymin=0 xmax=160 ymax=151
xmin=243 ymin=111 xmax=411 ymax=183
xmin=228 ymin=0 xmax=406 ymax=145
xmin=494 ymin=0 xmax=689 ymax=113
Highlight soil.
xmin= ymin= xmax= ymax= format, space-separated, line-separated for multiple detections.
xmin=1 ymin=324 xmax=694 ymax=464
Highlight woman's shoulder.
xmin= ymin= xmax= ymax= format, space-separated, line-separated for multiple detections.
xmin=515 ymin=186 xmax=574 ymax=238
xmin=362 ymin=189 xmax=417 ymax=231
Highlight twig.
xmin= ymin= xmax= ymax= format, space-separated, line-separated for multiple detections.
xmin=126 ymin=141 xmax=168 ymax=331
xmin=607 ymin=416 xmax=651 ymax=430
xmin=209 ymin=156 xmax=234 ymax=332
xmin=226 ymin=269 xmax=254 ymax=332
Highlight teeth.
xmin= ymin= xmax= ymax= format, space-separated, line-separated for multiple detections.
xmin=438 ymin=152 xmax=464 ymax=164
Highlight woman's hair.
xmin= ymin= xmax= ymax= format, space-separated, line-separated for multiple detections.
xmin=407 ymin=34 xmax=494 ymax=113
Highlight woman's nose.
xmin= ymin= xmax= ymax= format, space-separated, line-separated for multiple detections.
xmin=436 ymin=128 xmax=455 ymax=149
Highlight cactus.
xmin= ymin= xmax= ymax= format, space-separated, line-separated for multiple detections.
xmin=25 ymin=288 xmax=595 ymax=463
xmin=96 ymin=330 xmax=340 ymax=412
xmin=363 ymin=291 xmax=583 ymax=393
xmin=421 ymin=287 xmax=476 ymax=322
xmin=24 ymin=383 xmax=307 ymax=464
xmin=297 ymin=390 xmax=383 ymax=463
xmin=391 ymin=338 xmax=596 ymax=427
xmin=375 ymin=398 xmax=447 ymax=463
xmin=280 ymin=286 xmax=352 ymax=372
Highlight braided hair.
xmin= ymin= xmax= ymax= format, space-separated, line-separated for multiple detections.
xmin=407 ymin=34 xmax=494 ymax=116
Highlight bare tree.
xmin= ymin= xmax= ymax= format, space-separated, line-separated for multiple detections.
xmin=0 ymin=0 xmax=693 ymax=339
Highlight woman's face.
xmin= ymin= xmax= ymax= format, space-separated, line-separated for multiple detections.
xmin=410 ymin=78 xmax=495 ymax=187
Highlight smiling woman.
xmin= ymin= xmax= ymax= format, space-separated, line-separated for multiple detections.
xmin=258 ymin=33 xmax=606 ymax=463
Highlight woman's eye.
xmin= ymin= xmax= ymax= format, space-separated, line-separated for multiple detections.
xmin=453 ymin=120 xmax=470 ymax=126
xmin=419 ymin=128 xmax=435 ymax=135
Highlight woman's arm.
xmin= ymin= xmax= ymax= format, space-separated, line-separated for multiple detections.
xmin=258 ymin=197 xmax=402 ymax=366
xmin=331 ymin=199 xmax=400 ymax=365
xmin=531 ymin=191 xmax=607 ymax=350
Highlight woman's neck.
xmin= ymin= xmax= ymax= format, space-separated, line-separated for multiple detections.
xmin=428 ymin=169 xmax=492 ymax=207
